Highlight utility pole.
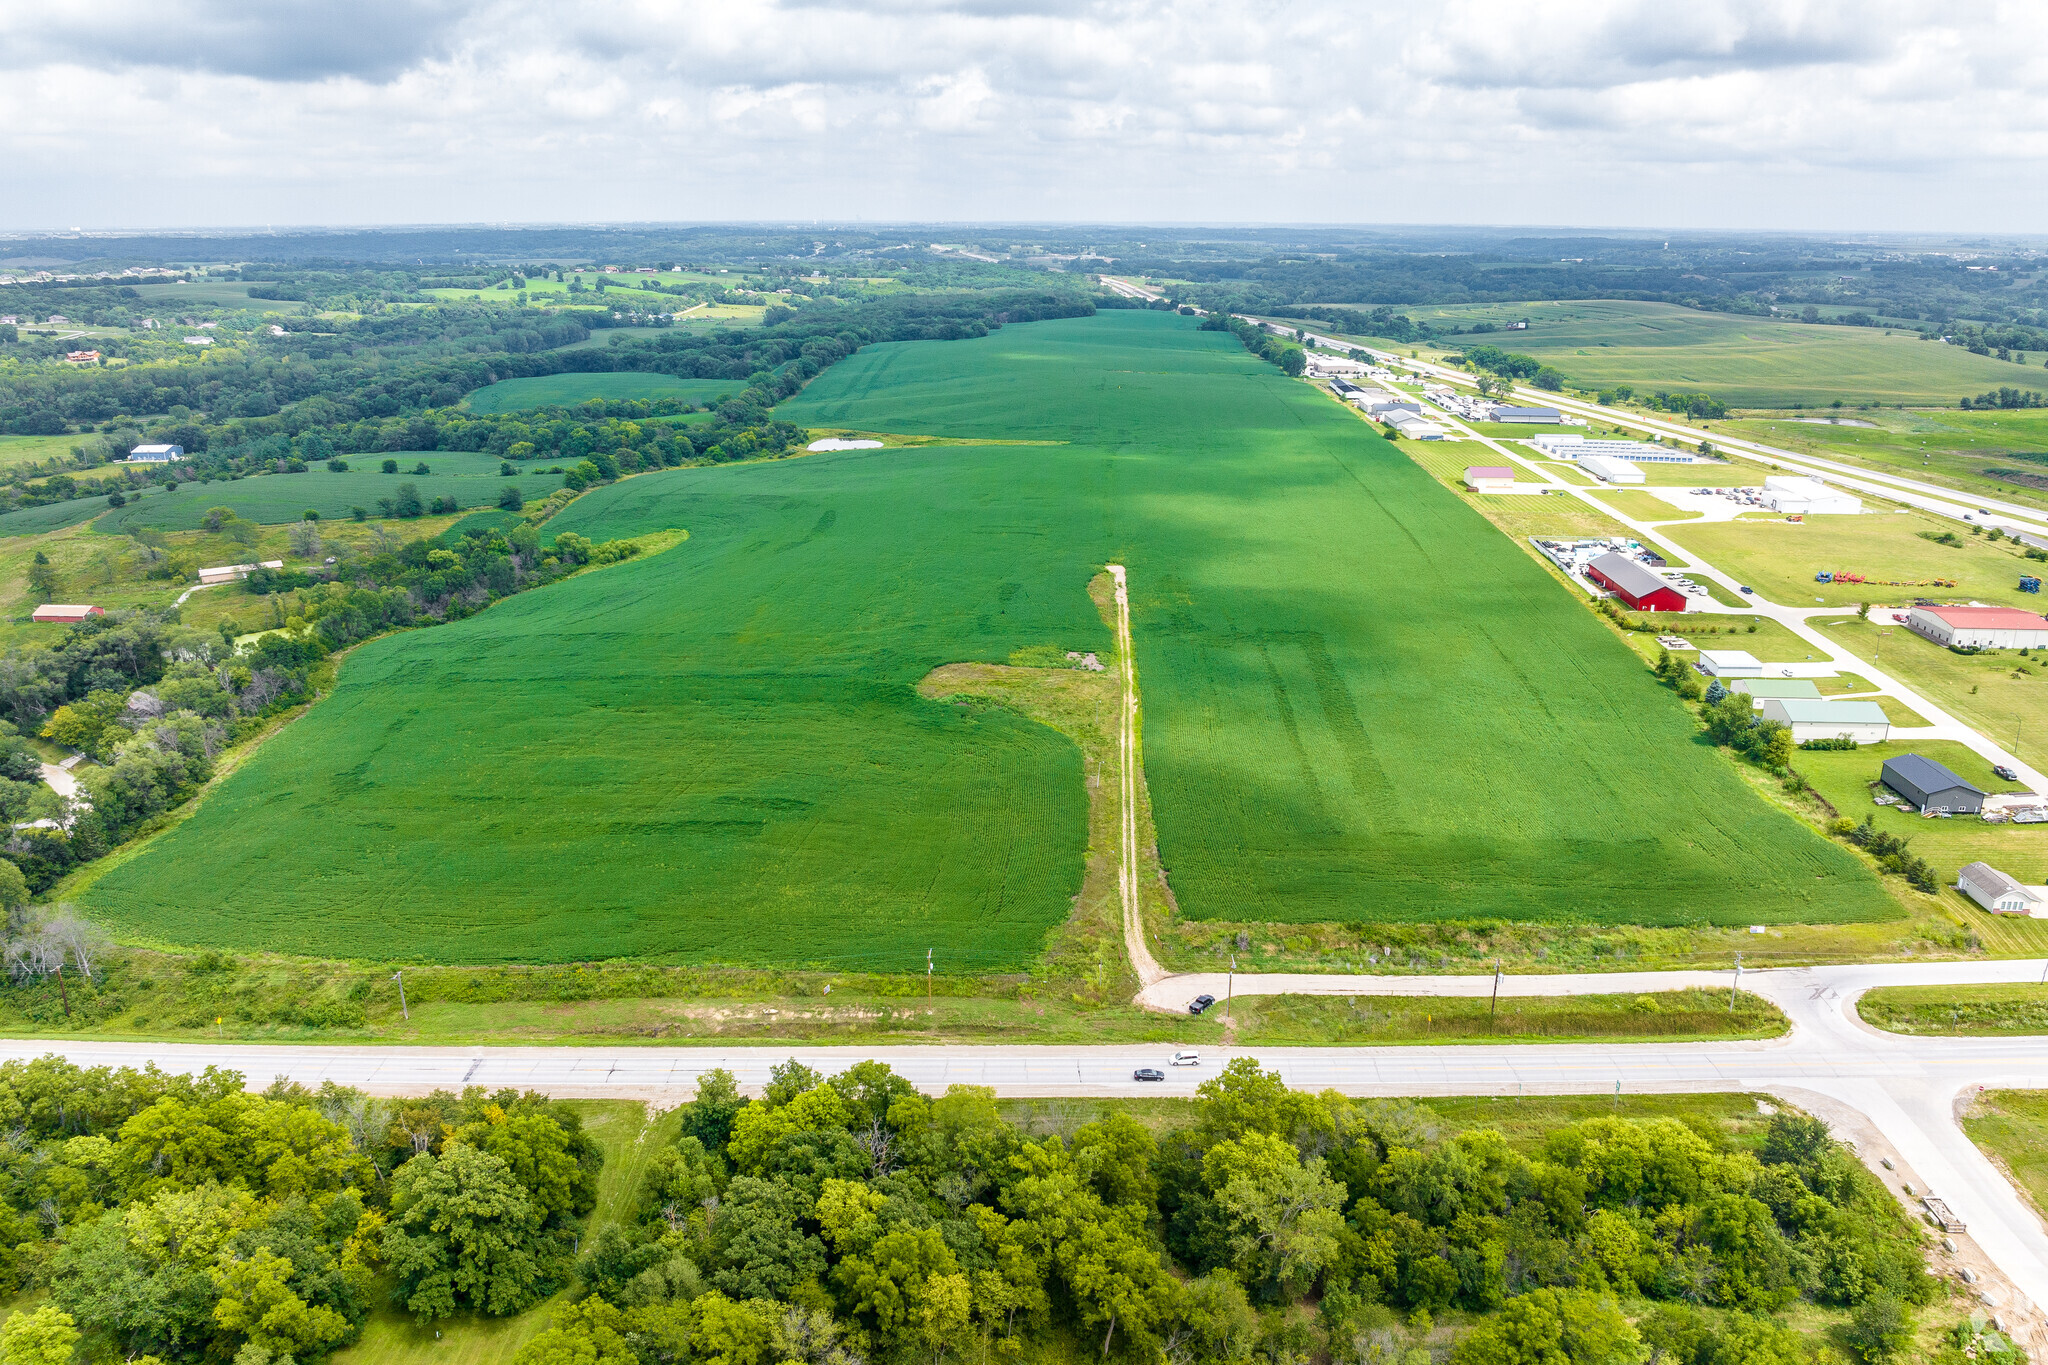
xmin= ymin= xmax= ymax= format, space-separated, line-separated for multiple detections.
xmin=926 ymin=949 xmax=933 ymax=1003
xmin=1731 ymin=952 xmax=1742 ymax=1012
xmin=392 ymin=970 xmax=408 ymax=1021
xmin=1228 ymin=954 xmax=1235 ymax=1019
xmin=1490 ymin=959 xmax=1503 ymax=1020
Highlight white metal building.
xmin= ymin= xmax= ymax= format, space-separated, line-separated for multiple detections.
xmin=1906 ymin=605 xmax=2048 ymax=649
xmin=1957 ymin=862 xmax=2046 ymax=915
xmin=1758 ymin=698 xmax=1891 ymax=744
xmin=1577 ymin=454 xmax=1645 ymax=484
xmin=1385 ymin=411 xmax=1447 ymax=440
xmin=126 ymin=444 xmax=184 ymax=462
xmin=1464 ymin=467 xmax=1516 ymax=492
xmin=1762 ymin=475 xmax=1861 ymax=515
xmin=1697 ymin=650 xmax=1764 ymax=677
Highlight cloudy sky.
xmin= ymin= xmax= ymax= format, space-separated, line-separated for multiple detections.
xmin=2 ymin=0 xmax=2040 ymax=231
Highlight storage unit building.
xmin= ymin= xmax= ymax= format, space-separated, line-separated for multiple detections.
xmin=1956 ymin=861 xmax=2046 ymax=915
xmin=1762 ymin=475 xmax=1861 ymax=515
xmin=1531 ymin=435 xmax=1696 ymax=463
xmin=1464 ymin=466 xmax=1516 ymax=492
xmin=32 ymin=604 xmax=104 ymax=624
xmin=1906 ymin=605 xmax=2048 ymax=649
xmin=1577 ymin=454 xmax=1645 ymax=484
xmin=1881 ymin=753 xmax=1987 ymax=813
xmin=1697 ymin=650 xmax=1764 ymax=677
xmin=1759 ymin=698 xmax=1891 ymax=744
xmin=1584 ymin=552 xmax=1688 ymax=612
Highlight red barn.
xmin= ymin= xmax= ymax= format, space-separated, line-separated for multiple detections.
xmin=1584 ymin=552 xmax=1687 ymax=612
xmin=32 ymin=604 xmax=103 ymax=624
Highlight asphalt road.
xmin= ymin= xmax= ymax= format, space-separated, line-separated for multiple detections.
xmin=9 ymin=959 xmax=2048 ymax=1330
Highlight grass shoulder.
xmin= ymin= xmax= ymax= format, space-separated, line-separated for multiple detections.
xmin=1859 ymin=984 xmax=2048 ymax=1036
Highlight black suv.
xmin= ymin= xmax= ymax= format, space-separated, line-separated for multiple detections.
xmin=1188 ymin=994 xmax=1216 ymax=1015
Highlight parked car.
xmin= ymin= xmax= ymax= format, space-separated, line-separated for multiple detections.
xmin=1188 ymin=994 xmax=1216 ymax=1015
xmin=1171 ymin=1051 xmax=1201 ymax=1067
xmin=1996 ymin=765 xmax=2021 ymax=781
xmin=1133 ymin=1068 xmax=1165 ymax=1082
xmin=1739 ymin=585 xmax=1754 ymax=594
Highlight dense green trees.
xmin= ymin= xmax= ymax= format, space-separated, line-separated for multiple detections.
xmin=505 ymin=1059 xmax=1929 ymax=1365
xmin=0 ymin=1056 xmax=599 ymax=1360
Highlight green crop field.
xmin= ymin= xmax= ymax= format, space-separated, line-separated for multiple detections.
xmin=0 ymin=497 xmax=112 ymax=538
xmin=91 ymin=462 xmax=531 ymax=534
xmin=1319 ymin=300 xmax=2036 ymax=408
xmin=79 ymin=312 xmax=1888 ymax=966
xmin=464 ymin=372 xmax=738 ymax=413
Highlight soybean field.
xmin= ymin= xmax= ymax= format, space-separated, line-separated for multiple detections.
xmin=82 ymin=312 xmax=1890 ymax=968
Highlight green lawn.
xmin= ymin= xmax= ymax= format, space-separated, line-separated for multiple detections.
xmin=464 ymin=373 xmax=739 ymax=413
xmin=1313 ymin=300 xmax=2040 ymax=407
xmin=1814 ymin=616 xmax=2048 ymax=771
xmin=1794 ymin=739 xmax=2044 ymax=892
xmin=80 ymin=314 xmax=1888 ymax=968
xmin=1661 ymin=509 xmax=2046 ymax=609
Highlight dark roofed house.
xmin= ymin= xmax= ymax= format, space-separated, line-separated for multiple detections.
xmin=1584 ymin=551 xmax=1688 ymax=613
xmin=1881 ymin=753 xmax=1987 ymax=814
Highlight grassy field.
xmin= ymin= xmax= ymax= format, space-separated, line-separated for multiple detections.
xmin=1961 ymin=1091 xmax=2048 ymax=1223
xmin=124 ymin=281 xmax=302 ymax=312
xmin=1661 ymin=509 xmax=2047 ymax=609
xmin=1795 ymin=739 xmax=2046 ymax=893
xmin=1814 ymin=616 xmax=2048 ymax=770
xmin=0 ymin=434 xmax=87 ymax=473
xmin=90 ymin=463 xmax=530 ymax=534
xmin=464 ymin=372 xmax=739 ymax=413
xmin=76 ymin=314 xmax=1889 ymax=970
xmin=1861 ymin=984 xmax=2048 ymax=1035
xmin=1721 ymin=407 xmax=2048 ymax=514
xmin=1319 ymin=300 xmax=2038 ymax=407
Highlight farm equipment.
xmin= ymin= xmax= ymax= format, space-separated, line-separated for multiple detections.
xmin=1815 ymin=572 xmax=1833 ymax=583
xmin=2023 ymin=576 xmax=2042 ymax=594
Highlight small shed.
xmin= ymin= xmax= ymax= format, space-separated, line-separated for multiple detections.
xmin=32 ymin=604 xmax=104 ymax=624
xmin=1956 ymin=862 xmax=2045 ymax=916
xmin=1759 ymin=698 xmax=1890 ymax=744
xmin=1464 ymin=466 xmax=1515 ymax=492
xmin=1697 ymin=650 xmax=1764 ymax=678
xmin=1881 ymin=753 xmax=1986 ymax=814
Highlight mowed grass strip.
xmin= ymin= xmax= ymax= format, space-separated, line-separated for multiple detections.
xmin=83 ymin=313 xmax=1888 ymax=968
xmin=1860 ymin=983 xmax=2048 ymax=1035
xmin=463 ymin=372 xmax=740 ymax=413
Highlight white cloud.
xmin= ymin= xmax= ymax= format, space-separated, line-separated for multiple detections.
xmin=1 ymin=0 xmax=2044 ymax=229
